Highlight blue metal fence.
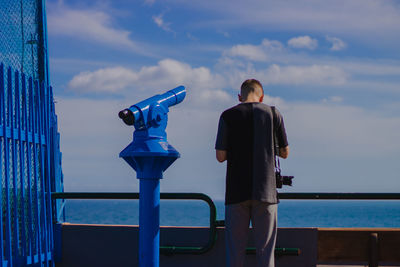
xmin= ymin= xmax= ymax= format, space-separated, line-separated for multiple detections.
xmin=0 ymin=63 xmax=62 ymax=266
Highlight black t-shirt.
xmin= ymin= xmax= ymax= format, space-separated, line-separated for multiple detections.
xmin=215 ymin=103 xmax=288 ymax=205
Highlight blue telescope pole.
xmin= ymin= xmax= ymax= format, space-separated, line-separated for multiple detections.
xmin=119 ymin=86 xmax=186 ymax=267
xmin=139 ymin=179 xmax=160 ymax=266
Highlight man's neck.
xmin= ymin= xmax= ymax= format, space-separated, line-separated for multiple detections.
xmin=243 ymin=95 xmax=261 ymax=103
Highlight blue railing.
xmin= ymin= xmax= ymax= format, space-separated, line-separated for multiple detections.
xmin=0 ymin=63 xmax=63 ymax=266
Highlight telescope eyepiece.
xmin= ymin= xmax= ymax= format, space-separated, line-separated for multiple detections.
xmin=118 ymin=109 xmax=135 ymax=125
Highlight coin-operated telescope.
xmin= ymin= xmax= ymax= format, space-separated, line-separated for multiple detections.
xmin=118 ymin=86 xmax=186 ymax=267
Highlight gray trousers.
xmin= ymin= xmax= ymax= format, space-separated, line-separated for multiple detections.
xmin=225 ymin=200 xmax=277 ymax=267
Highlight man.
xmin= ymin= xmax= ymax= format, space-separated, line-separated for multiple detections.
xmin=215 ymin=79 xmax=289 ymax=267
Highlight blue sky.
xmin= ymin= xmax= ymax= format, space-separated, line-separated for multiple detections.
xmin=46 ymin=0 xmax=400 ymax=198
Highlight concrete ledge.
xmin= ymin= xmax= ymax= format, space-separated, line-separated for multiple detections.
xmin=55 ymin=223 xmax=317 ymax=267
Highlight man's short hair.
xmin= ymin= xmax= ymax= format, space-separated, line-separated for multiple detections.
xmin=240 ymin=79 xmax=264 ymax=100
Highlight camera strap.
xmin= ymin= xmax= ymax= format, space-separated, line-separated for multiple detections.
xmin=271 ymin=106 xmax=281 ymax=173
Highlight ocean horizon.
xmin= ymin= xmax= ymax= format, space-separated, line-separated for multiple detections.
xmin=63 ymin=199 xmax=400 ymax=228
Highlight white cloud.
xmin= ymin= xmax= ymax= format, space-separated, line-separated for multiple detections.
xmin=47 ymin=3 xmax=145 ymax=54
xmin=322 ymin=96 xmax=343 ymax=103
xmin=56 ymin=97 xmax=139 ymax=191
xmin=263 ymin=94 xmax=285 ymax=107
xmin=152 ymin=13 xmax=175 ymax=34
xmin=219 ymin=36 xmax=400 ymax=92
xmin=228 ymin=44 xmax=268 ymax=61
xmin=174 ymin=0 xmax=400 ymax=43
xmin=286 ymin=102 xmax=400 ymax=157
xmin=219 ymin=63 xmax=348 ymax=88
xmin=288 ymin=36 xmax=318 ymax=50
xmin=326 ymin=36 xmax=347 ymax=51
xmin=281 ymin=100 xmax=400 ymax=192
xmin=262 ymin=64 xmax=347 ymax=86
xmin=69 ymin=67 xmax=138 ymax=93
xmin=217 ymin=41 xmax=354 ymax=92
xmin=333 ymin=60 xmax=400 ymax=76
xmin=217 ymin=30 xmax=230 ymax=38
xmin=226 ymin=38 xmax=284 ymax=62
xmin=222 ymin=38 xmax=400 ymax=86
xmin=186 ymin=33 xmax=198 ymax=41
xmin=261 ymin=39 xmax=285 ymax=50
xmin=68 ymin=59 xmax=230 ymax=105
xmin=65 ymin=34 xmax=398 ymax=101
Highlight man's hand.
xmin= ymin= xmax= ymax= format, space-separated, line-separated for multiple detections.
xmin=216 ymin=150 xmax=227 ymax=162
xmin=279 ymin=146 xmax=290 ymax=159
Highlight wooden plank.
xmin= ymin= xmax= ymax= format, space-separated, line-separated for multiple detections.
xmin=318 ymin=230 xmax=370 ymax=261
xmin=318 ymin=228 xmax=400 ymax=263
xmin=379 ymin=231 xmax=400 ymax=261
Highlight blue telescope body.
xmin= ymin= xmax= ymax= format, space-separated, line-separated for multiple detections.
xmin=118 ymin=86 xmax=186 ymax=267
xmin=119 ymin=86 xmax=186 ymax=132
xmin=119 ymin=85 xmax=186 ymax=175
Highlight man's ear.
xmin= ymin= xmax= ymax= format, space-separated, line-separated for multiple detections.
xmin=259 ymin=95 xmax=264 ymax=103
xmin=238 ymin=94 xmax=243 ymax=102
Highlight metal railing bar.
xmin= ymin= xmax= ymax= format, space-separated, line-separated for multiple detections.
xmin=52 ymin=192 xmax=400 ymax=200
xmin=25 ymin=76 xmax=35 ymax=264
xmin=10 ymin=68 xmax=20 ymax=267
xmin=4 ymin=66 xmax=13 ymax=266
xmin=51 ymin=192 xmax=217 ymax=255
xmin=37 ymin=80 xmax=50 ymax=264
xmin=16 ymin=70 xmax=28 ymax=262
xmin=52 ymin=191 xmax=400 ymax=256
xmin=43 ymin=81 xmax=55 ymax=254
xmin=0 ymin=63 xmax=5 ymax=266
xmin=31 ymin=79 xmax=43 ymax=264
xmin=0 ymin=126 xmax=46 ymax=144
xmin=52 ymin=192 xmax=139 ymax=199
xmin=278 ymin=193 xmax=400 ymax=200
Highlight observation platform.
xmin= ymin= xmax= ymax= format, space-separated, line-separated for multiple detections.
xmin=52 ymin=192 xmax=400 ymax=267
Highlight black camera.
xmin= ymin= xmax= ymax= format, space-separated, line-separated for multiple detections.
xmin=275 ymin=171 xmax=294 ymax=189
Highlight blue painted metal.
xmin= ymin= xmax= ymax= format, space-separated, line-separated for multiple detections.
xmin=0 ymin=63 xmax=62 ymax=266
xmin=4 ymin=66 xmax=13 ymax=267
xmin=1 ymin=1 xmax=62 ymax=265
xmin=119 ymin=86 xmax=186 ymax=267
xmin=0 ymin=66 xmax=3 ymax=267
xmin=10 ymin=69 xmax=20 ymax=266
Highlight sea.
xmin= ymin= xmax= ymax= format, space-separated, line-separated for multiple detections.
xmin=63 ymin=199 xmax=400 ymax=228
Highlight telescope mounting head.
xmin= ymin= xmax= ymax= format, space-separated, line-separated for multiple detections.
xmin=118 ymin=86 xmax=186 ymax=140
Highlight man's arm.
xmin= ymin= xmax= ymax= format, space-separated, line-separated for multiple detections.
xmin=273 ymin=107 xmax=289 ymax=159
xmin=216 ymin=150 xmax=227 ymax=162
xmin=215 ymin=116 xmax=228 ymax=162
xmin=279 ymin=146 xmax=290 ymax=159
